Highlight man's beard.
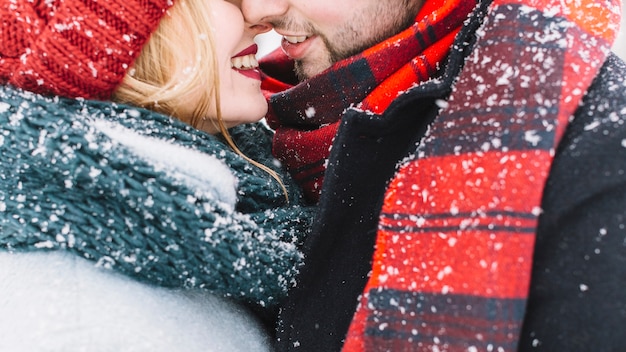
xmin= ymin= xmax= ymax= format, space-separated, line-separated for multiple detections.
xmin=292 ymin=36 xmax=370 ymax=80
xmin=293 ymin=16 xmax=416 ymax=81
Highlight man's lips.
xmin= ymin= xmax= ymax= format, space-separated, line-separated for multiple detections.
xmin=280 ymin=35 xmax=315 ymax=60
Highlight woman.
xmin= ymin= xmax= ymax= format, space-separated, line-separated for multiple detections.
xmin=0 ymin=0 xmax=312 ymax=350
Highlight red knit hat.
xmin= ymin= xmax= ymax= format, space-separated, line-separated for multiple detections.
xmin=0 ymin=0 xmax=174 ymax=100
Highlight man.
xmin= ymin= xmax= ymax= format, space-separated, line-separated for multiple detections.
xmin=238 ymin=0 xmax=626 ymax=350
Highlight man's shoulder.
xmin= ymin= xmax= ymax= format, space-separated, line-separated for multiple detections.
xmin=559 ymin=53 xmax=626 ymax=160
xmin=541 ymin=53 xmax=626 ymax=217
xmin=586 ymin=53 xmax=626 ymax=104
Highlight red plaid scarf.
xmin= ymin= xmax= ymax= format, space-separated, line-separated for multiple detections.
xmin=263 ymin=0 xmax=621 ymax=350
xmin=262 ymin=0 xmax=477 ymax=202
xmin=341 ymin=0 xmax=621 ymax=351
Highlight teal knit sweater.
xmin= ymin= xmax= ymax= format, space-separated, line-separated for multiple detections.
xmin=0 ymin=85 xmax=314 ymax=308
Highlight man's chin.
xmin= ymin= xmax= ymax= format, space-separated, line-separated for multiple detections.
xmin=294 ymin=61 xmax=332 ymax=81
xmin=293 ymin=62 xmax=309 ymax=81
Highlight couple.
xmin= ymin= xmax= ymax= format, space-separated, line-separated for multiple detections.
xmin=1 ymin=0 xmax=625 ymax=351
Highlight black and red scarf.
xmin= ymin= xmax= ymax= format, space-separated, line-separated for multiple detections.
xmin=262 ymin=0 xmax=620 ymax=350
xmin=262 ymin=0 xmax=476 ymax=203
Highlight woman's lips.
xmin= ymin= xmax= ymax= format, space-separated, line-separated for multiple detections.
xmin=231 ymin=44 xmax=261 ymax=81
xmin=234 ymin=68 xmax=261 ymax=81
xmin=233 ymin=44 xmax=258 ymax=58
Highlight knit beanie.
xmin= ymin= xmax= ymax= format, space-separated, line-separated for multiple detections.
xmin=0 ymin=0 xmax=174 ymax=100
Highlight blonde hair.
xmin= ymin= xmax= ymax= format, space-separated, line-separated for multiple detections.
xmin=113 ymin=0 xmax=288 ymax=200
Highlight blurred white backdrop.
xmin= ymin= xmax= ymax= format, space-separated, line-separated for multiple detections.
xmin=256 ymin=31 xmax=281 ymax=58
xmin=615 ymin=1 xmax=626 ymax=60
xmin=256 ymin=4 xmax=626 ymax=60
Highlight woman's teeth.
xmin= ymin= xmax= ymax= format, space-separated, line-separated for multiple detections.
xmin=231 ymin=54 xmax=258 ymax=70
xmin=284 ymin=35 xmax=308 ymax=44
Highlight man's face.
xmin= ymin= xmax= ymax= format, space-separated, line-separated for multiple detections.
xmin=238 ymin=0 xmax=422 ymax=80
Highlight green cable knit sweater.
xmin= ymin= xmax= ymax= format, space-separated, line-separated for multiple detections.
xmin=0 ymin=85 xmax=314 ymax=308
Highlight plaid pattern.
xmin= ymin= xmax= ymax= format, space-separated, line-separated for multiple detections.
xmin=342 ymin=0 xmax=621 ymax=351
xmin=262 ymin=0 xmax=477 ymax=202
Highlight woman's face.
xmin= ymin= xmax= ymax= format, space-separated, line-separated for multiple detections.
xmin=196 ymin=0 xmax=270 ymax=133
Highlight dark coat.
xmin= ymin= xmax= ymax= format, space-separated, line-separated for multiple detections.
xmin=275 ymin=4 xmax=626 ymax=351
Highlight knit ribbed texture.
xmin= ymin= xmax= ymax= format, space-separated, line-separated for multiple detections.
xmin=0 ymin=0 xmax=173 ymax=99
xmin=0 ymin=85 xmax=313 ymax=308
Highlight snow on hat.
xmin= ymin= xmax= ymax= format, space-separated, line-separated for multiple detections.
xmin=0 ymin=0 xmax=174 ymax=100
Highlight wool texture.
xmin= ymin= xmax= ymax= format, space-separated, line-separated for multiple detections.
xmin=0 ymin=0 xmax=172 ymax=99
xmin=0 ymin=85 xmax=314 ymax=308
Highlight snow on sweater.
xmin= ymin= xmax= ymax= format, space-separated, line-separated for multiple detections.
xmin=0 ymin=84 xmax=314 ymax=308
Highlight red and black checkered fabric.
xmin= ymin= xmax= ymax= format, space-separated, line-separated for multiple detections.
xmin=263 ymin=0 xmax=476 ymax=203
xmin=343 ymin=0 xmax=621 ymax=351
xmin=262 ymin=0 xmax=621 ymax=350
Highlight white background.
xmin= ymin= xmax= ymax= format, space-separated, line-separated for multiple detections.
xmin=614 ymin=2 xmax=626 ymax=60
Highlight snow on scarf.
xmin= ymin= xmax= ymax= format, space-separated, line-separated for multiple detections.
xmin=262 ymin=0 xmax=477 ymax=203
xmin=0 ymin=85 xmax=313 ymax=308
xmin=342 ymin=0 xmax=622 ymax=351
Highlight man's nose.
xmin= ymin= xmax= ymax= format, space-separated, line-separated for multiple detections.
xmin=239 ymin=0 xmax=288 ymax=26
